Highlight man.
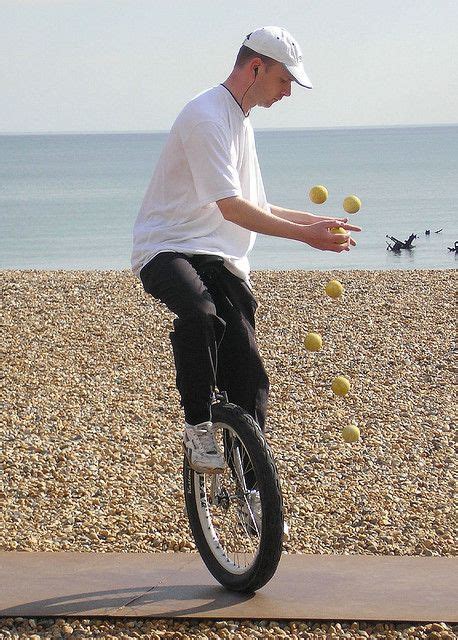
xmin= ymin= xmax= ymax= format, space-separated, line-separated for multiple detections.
xmin=132 ymin=26 xmax=360 ymax=477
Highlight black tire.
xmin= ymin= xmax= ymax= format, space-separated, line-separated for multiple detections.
xmin=183 ymin=402 xmax=283 ymax=592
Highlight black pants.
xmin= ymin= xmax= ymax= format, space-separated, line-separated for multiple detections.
xmin=140 ymin=252 xmax=269 ymax=429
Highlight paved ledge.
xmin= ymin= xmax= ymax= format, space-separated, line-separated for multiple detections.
xmin=0 ymin=553 xmax=456 ymax=621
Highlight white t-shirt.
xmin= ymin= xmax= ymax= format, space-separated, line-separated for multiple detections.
xmin=131 ymin=84 xmax=270 ymax=281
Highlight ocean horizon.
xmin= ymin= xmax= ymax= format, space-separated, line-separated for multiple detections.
xmin=2 ymin=122 xmax=456 ymax=136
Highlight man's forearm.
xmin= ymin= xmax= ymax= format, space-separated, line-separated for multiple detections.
xmin=217 ymin=196 xmax=360 ymax=253
xmin=269 ymin=203 xmax=337 ymax=225
xmin=217 ymin=196 xmax=304 ymax=241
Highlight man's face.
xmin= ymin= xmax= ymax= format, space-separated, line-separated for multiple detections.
xmin=255 ymin=62 xmax=294 ymax=108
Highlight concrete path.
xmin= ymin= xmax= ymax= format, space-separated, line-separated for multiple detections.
xmin=1 ymin=553 xmax=456 ymax=621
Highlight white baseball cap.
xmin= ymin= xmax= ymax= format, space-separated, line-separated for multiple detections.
xmin=243 ymin=26 xmax=313 ymax=89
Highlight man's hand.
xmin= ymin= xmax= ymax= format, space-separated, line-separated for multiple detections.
xmin=301 ymin=218 xmax=361 ymax=252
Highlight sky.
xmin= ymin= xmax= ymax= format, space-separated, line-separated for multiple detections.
xmin=1 ymin=0 xmax=457 ymax=133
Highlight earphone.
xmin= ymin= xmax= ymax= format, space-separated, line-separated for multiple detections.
xmin=254 ymin=67 xmax=259 ymax=77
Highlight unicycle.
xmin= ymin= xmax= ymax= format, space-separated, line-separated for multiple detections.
xmin=183 ymin=391 xmax=284 ymax=592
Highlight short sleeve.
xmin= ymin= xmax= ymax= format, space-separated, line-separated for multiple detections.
xmin=182 ymin=121 xmax=242 ymax=207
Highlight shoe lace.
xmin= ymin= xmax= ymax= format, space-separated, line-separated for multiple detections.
xmin=194 ymin=427 xmax=218 ymax=455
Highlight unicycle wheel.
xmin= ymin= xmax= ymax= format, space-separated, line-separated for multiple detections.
xmin=183 ymin=402 xmax=284 ymax=592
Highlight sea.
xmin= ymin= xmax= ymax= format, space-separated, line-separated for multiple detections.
xmin=1 ymin=125 xmax=457 ymax=272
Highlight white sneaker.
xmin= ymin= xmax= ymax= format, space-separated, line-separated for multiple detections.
xmin=241 ymin=489 xmax=290 ymax=541
xmin=183 ymin=421 xmax=226 ymax=474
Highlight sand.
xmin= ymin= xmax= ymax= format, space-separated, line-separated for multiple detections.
xmin=1 ymin=269 xmax=456 ymax=639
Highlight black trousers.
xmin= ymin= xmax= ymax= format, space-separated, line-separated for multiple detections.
xmin=140 ymin=252 xmax=269 ymax=430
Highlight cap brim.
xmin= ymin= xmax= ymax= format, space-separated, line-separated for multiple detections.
xmin=285 ymin=63 xmax=313 ymax=89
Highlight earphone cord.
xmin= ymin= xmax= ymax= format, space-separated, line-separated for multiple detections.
xmin=240 ymin=76 xmax=257 ymax=117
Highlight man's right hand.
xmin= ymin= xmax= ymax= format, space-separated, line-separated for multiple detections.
xmin=300 ymin=219 xmax=361 ymax=253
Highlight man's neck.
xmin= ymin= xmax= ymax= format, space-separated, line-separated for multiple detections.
xmin=222 ymin=74 xmax=255 ymax=115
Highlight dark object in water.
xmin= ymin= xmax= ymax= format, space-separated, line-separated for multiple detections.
xmin=435 ymin=228 xmax=443 ymax=234
xmin=386 ymin=233 xmax=417 ymax=251
xmin=425 ymin=230 xmax=431 ymax=235
xmin=447 ymin=241 xmax=458 ymax=253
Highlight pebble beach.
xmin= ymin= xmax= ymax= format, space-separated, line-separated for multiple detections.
xmin=1 ymin=268 xmax=456 ymax=639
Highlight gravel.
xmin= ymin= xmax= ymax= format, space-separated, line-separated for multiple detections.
xmin=1 ymin=269 xmax=456 ymax=639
